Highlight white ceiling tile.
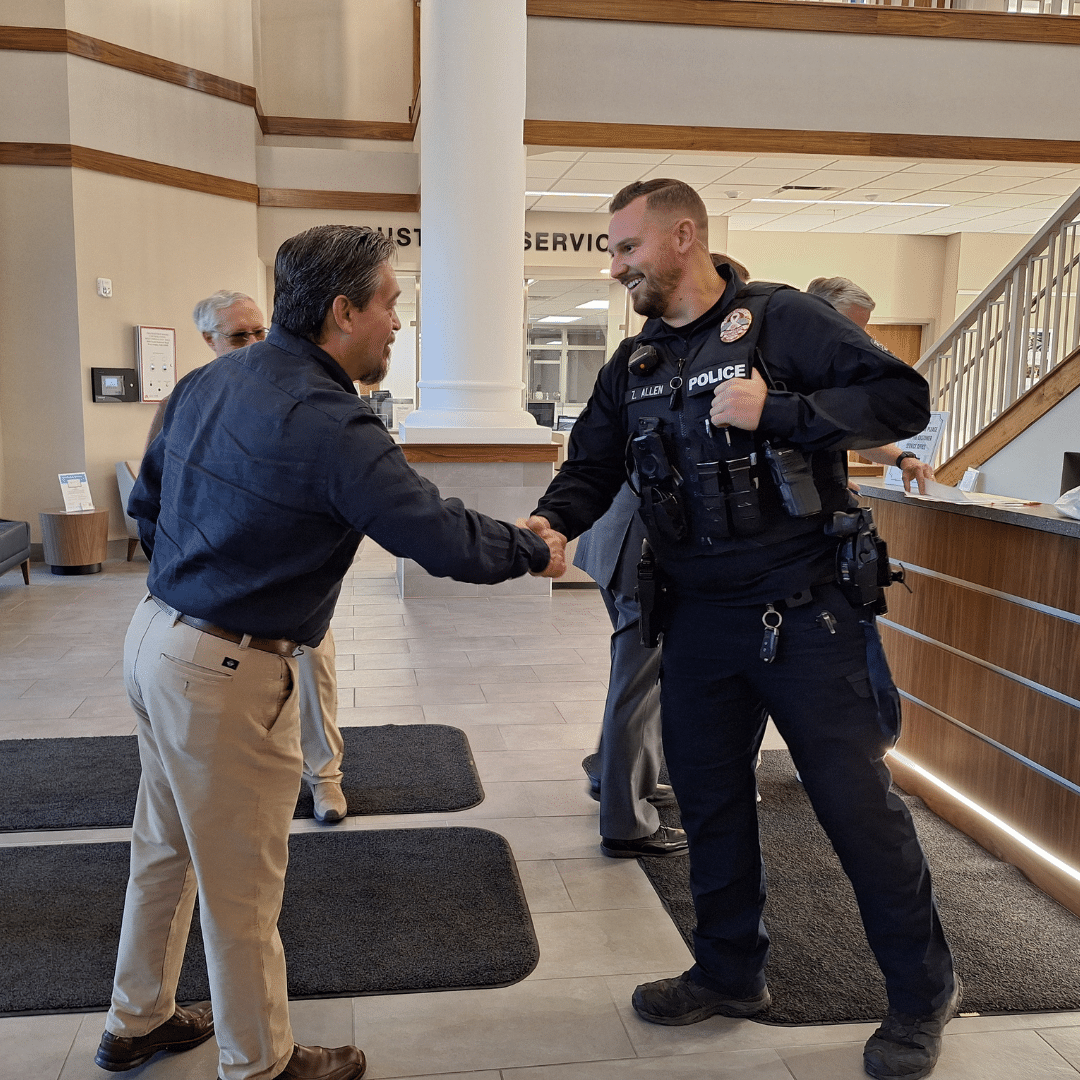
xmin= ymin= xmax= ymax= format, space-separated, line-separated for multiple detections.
xmin=717 ymin=167 xmax=817 ymax=187
xmin=581 ymin=151 xmax=666 ymax=164
xmin=830 ymin=158 xmax=920 ymax=170
xmin=900 ymin=162 xmax=992 ymax=175
xmin=743 ymin=156 xmax=838 ymax=169
xmin=840 ymin=188 xmax=929 ymax=202
xmin=664 ymin=153 xmax=756 ymax=167
xmin=702 ymin=200 xmax=751 ymax=214
xmin=1007 ymin=179 xmax=1080 ymax=196
xmin=981 ymin=163 xmax=1076 ymax=176
xmin=530 ymin=195 xmax=608 ymax=212
xmin=710 ymin=185 xmax=787 ymax=200
xmin=795 ymin=170 xmax=894 ymax=188
xmin=933 ymin=175 xmax=1030 ymax=193
xmin=755 ymin=218 xmax=824 ymax=232
xmin=525 ymin=160 xmax=574 ymax=179
xmin=525 ymin=151 xmax=583 ymax=161
xmin=640 ymin=163 xmax=739 ymax=185
xmin=858 ymin=173 xmax=949 ymax=191
xmin=958 ymin=193 xmax=1049 ymax=208
xmin=727 ymin=214 xmax=787 ymax=229
xmin=549 ymin=179 xmax=617 ymax=195
xmin=561 ymin=162 xmax=651 ymax=182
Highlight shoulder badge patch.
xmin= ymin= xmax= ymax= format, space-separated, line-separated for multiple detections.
xmin=720 ymin=308 xmax=753 ymax=343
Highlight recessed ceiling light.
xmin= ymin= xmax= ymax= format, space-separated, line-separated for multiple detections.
xmin=525 ymin=191 xmax=614 ymax=199
xmin=724 ymin=190 xmax=742 ymax=199
xmin=752 ymin=198 xmax=950 ymax=208
xmin=538 ymin=315 xmax=582 ymax=323
xmin=576 ymin=300 xmax=609 ymax=310
xmin=599 ymin=269 xmax=610 ymax=275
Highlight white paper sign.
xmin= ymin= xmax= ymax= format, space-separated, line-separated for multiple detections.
xmin=883 ymin=412 xmax=948 ymax=489
xmin=58 ymin=472 xmax=94 ymax=512
xmin=136 ymin=325 xmax=177 ymax=403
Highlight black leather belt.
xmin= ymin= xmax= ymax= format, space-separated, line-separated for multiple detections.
xmin=151 ymin=595 xmax=298 ymax=656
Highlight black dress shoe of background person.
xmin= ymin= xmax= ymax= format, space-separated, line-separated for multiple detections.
xmin=95 ymin=1002 xmax=214 ymax=1071
xmin=600 ymin=825 xmax=689 ymax=858
xmin=632 ymin=971 xmax=771 ymax=1026
xmin=581 ymin=758 xmax=677 ymax=807
xmin=863 ymin=977 xmax=963 ymax=1080
xmin=266 ymin=1043 xmax=367 ymax=1080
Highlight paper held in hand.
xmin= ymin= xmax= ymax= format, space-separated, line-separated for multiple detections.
xmin=883 ymin=412 xmax=947 ymax=489
xmin=58 ymin=472 xmax=94 ymax=512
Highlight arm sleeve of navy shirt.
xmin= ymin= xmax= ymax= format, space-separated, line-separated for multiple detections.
xmin=755 ymin=292 xmax=931 ymax=453
xmin=531 ymin=342 xmax=632 ymax=540
xmin=128 ymin=427 xmax=164 ymax=559
xmin=326 ymin=413 xmax=550 ymax=580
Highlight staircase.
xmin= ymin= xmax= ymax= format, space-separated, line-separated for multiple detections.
xmin=916 ymin=184 xmax=1080 ymax=485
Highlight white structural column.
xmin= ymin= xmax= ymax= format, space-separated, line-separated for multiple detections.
xmin=401 ymin=0 xmax=547 ymax=444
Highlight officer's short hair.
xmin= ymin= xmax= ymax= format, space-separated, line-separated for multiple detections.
xmin=273 ymin=225 xmax=396 ymax=341
xmin=193 ymin=291 xmax=256 ymax=334
xmin=806 ymin=276 xmax=876 ymax=315
xmin=610 ymin=179 xmax=708 ymax=242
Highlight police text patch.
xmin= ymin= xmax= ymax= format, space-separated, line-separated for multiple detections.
xmin=686 ymin=364 xmax=749 ymax=395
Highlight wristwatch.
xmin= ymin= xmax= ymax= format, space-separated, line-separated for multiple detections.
xmin=895 ymin=451 xmax=919 ymax=469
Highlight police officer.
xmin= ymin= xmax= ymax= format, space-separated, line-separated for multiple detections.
xmin=523 ymin=179 xmax=957 ymax=1080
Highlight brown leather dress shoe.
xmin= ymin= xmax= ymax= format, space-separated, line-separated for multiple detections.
xmin=95 ymin=1002 xmax=214 ymax=1071
xmin=274 ymin=1044 xmax=367 ymax=1080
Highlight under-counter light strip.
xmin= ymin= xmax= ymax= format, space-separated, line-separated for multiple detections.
xmin=887 ymin=751 xmax=1080 ymax=885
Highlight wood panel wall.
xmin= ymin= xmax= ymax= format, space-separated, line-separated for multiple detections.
xmin=865 ymin=494 xmax=1080 ymax=913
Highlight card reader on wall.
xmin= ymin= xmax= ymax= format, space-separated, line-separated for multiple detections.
xmin=91 ymin=367 xmax=140 ymax=403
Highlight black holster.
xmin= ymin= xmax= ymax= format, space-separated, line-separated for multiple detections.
xmin=826 ymin=507 xmax=895 ymax=615
xmin=631 ymin=418 xmax=688 ymax=545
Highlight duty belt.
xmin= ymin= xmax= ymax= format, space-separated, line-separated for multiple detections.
xmin=151 ymin=595 xmax=299 ymax=656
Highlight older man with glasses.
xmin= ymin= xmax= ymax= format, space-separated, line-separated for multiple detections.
xmin=142 ymin=290 xmax=349 ymax=825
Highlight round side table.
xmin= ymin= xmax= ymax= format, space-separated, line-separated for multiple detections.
xmin=39 ymin=508 xmax=110 ymax=575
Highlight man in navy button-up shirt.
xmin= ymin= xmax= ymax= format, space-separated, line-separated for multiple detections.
xmin=100 ymin=226 xmax=563 ymax=1080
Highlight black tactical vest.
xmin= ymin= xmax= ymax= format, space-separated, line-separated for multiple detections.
xmin=624 ymin=283 xmax=837 ymax=554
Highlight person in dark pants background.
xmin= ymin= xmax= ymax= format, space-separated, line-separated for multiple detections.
xmin=522 ymin=180 xmax=957 ymax=1080
xmin=98 ymin=225 xmax=563 ymax=1080
xmin=574 ymin=252 xmax=750 ymax=860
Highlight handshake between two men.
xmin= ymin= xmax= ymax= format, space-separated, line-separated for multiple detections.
xmin=518 ymin=516 xmax=567 ymax=578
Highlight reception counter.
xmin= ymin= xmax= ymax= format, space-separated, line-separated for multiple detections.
xmin=859 ymin=479 xmax=1080 ymax=915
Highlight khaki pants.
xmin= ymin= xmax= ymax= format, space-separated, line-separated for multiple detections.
xmin=107 ymin=595 xmax=301 ymax=1080
xmin=298 ymin=631 xmax=344 ymax=787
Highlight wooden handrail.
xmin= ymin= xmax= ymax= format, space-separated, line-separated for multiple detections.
xmin=935 ymin=345 xmax=1080 ymax=485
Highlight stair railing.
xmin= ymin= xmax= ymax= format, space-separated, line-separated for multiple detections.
xmin=915 ymin=184 xmax=1080 ymax=464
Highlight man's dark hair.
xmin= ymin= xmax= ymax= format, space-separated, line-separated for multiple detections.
xmin=610 ymin=179 xmax=709 ymax=241
xmin=273 ymin=225 xmax=396 ymax=340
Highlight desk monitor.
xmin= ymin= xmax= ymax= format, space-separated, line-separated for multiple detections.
xmin=527 ymin=402 xmax=555 ymax=428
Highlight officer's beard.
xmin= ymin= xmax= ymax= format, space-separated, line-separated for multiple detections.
xmin=629 ymin=265 xmax=681 ymax=320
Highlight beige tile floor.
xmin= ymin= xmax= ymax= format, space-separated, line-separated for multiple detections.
xmin=2 ymin=544 xmax=1080 ymax=1080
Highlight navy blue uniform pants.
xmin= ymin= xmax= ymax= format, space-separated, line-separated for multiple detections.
xmin=660 ymin=582 xmax=954 ymax=1016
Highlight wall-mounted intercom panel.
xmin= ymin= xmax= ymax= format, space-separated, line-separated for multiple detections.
xmin=91 ymin=367 xmax=140 ymax=403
